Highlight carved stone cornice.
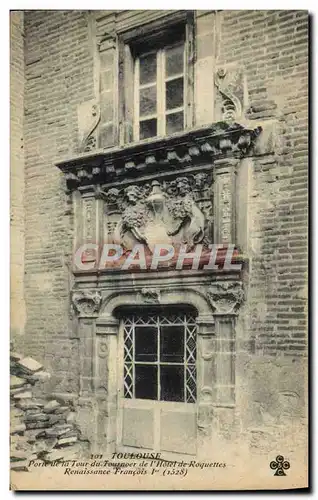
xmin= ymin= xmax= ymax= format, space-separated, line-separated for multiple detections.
xmin=72 ymin=290 xmax=102 ymax=317
xmin=56 ymin=122 xmax=262 ymax=191
xmin=207 ymin=281 xmax=244 ymax=315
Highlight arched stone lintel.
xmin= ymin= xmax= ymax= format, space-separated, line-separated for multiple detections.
xmin=98 ymin=288 xmax=214 ymax=331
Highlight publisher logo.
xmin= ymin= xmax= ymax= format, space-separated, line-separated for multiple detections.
xmin=270 ymin=455 xmax=290 ymax=476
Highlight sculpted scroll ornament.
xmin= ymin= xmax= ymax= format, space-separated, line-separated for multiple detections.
xmin=207 ymin=282 xmax=244 ymax=314
xmin=72 ymin=291 xmax=102 ymax=317
xmin=215 ymin=66 xmax=245 ymax=124
xmin=77 ymin=100 xmax=101 ymax=152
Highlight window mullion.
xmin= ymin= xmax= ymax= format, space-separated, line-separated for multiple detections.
xmin=133 ymin=318 xmax=136 ymax=399
xmin=157 ymin=50 xmax=165 ymax=137
xmin=157 ymin=316 xmax=160 ymax=401
xmin=134 ymin=58 xmax=140 ymax=142
xmin=184 ymin=315 xmax=187 ymax=402
xmin=183 ymin=42 xmax=187 ymax=129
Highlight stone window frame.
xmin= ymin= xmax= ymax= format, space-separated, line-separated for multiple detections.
xmin=117 ymin=11 xmax=195 ymax=145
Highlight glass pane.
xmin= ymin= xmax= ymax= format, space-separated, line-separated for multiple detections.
xmin=135 ymin=326 xmax=158 ymax=362
xmin=166 ymin=112 xmax=184 ymax=135
xmin=166 ymin=77 xmax=184 ymax=110
xmin=165 ymin=44 xmax=184 ymax=77
xmin=139 ymin=53 xmax=157 ymax=85
xmin=140 ymin=119 xmax=157 ymax=139
xmin=160 ymin=325 xmax=184 ymax=363
xmin=139 ymin=85 xmax=157 ymax=117
xmin=135 ymin=365 xmax=157 ymax=400
xmin=160 ymin=365 xmax=184 ymax=402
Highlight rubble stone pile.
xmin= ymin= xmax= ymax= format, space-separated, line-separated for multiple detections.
xmin=10 ymin=350 xmax=83 ymax=472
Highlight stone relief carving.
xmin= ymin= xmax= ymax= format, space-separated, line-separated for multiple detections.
xmin=102 ymin=175 xmax=213 ymax=252
xmin=207 ymin=281 xmax=244 ymax=314
xmin=215 ymin=66 xmax=246 ymax=124
xmin=140 ymin=288 xmax=161 ymax=303
xmin=72 ymin=290 xmax=102 ymax=317
xmin=77 ymin=99 xmax=101 ymax=152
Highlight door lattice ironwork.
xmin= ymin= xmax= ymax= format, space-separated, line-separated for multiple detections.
xmin=123 ymin=313 xmax=197 ymax=403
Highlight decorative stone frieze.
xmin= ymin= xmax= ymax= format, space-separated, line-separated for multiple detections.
xmin=56 ymin=123 xmax=262 ymax=191
xmin=207 ymin=281 xmax=244 ymax=315
xmin=71 ymin=290 xmax=102 ymax=317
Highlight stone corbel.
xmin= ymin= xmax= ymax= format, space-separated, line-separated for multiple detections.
xmin=207 ymin=281 xmax=244 ymax=315
xmin=72 ymin=290 xmax=102 ymax=318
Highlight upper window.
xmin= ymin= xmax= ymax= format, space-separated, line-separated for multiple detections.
xmin=117 ymin=13 xmax=195 ymax=145
xmin=134 ymin=42 xmax=186 ymax=141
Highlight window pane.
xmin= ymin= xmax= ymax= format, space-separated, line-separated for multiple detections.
xmin=135 ymin=326 xmax=157 ymax=362
xmin=166 ymin=77 xmax=184 ymax=110
xmin=135 ymin=365 xmax=157 ymax=400
xmin=139 ymin=85 xmax=157 ymax=117
xmin=160 ymin=365 xmax=184 ymax=402
xmin=140 ymin=119 xmax=157 ymax=139
xmin=165 ymin=44 xmax=184 ymax=77
xmin=160 ymin=325 xmax=184 ymax=363
xmin=139 ymin=53 xmax=157 ymax=85
xmin=166 ymin=112 xmax=184 ymax=135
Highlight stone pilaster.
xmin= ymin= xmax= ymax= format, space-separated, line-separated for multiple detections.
xmin=94 ymin=315 xmax=119 ymax=453
xmin=196 ymin=314 xmax=216 ymax=457
xmin=213 ymin=158 xmax=239 ymax=245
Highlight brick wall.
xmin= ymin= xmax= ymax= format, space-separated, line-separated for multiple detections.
xmin=195 ymin=10 xmax=307 ymax=356
xmin=20 ymin=10 xmax=308 ymax=399
xmin=216 ymin=10 xmax=308 ymax=356
xmin=23 ymin=10 xmax=95 ymax=395
xmin=10 ymin=11 xmax=26 ymax=338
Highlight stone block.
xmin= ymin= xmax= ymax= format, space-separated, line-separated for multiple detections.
xmin=17 ymin=357 xmax=43 ymax=374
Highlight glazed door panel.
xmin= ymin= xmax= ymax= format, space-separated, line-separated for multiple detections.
xmin=117 ymin=312 xmax=197 ymax=455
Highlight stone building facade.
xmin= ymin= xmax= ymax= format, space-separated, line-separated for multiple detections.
xmin=10 ymin=10 xmax=308 ymax=459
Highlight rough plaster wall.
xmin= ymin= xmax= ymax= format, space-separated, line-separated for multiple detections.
xmin=23 ymin=10 xmax=95 ymax=396
xmin=10 ymin=11 xmax=26 ymax=339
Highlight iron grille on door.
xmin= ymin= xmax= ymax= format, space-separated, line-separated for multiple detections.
xmin=123 ymin=313 xmax=197 ymax=403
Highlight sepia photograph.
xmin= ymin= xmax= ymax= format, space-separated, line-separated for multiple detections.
xmin=9 ymin=7 xmax=308 ymax=490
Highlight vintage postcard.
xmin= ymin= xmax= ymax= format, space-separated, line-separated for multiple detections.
xmin=10 ymin=9 xmax=308 ymax=490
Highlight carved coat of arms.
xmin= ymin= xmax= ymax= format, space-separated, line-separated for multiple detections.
xmin=112 ymin=180 xmax=206 ymax=253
